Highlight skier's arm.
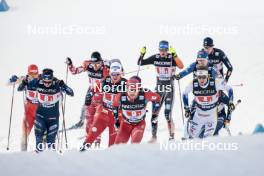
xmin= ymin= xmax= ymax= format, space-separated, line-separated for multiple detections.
xmin=174 ymin=57 xmax=184 ymax=69
xmin=58 ymin=80 xmax=74 ymax=96
xmin=211 ymin=66 xmax=218 ymax=79
xmin=137 ymin=55 xmax=156 ymax=66
xmin=113 ymin=93 xmax=122 ymax=107
xmin=66 ymin=57 xmax=87 ymax=75
xmin=178 ymin=62 xmax=196 ymax=79
xmin=182 ymin=82 xmax=193 ymax=107
xmin=220 ymin=51 xmax=233 ymax=82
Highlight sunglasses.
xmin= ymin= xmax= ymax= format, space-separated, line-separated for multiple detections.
xmin=203 ymin=46 xmax=212 ymax=49
xmin=197 ymin=75 xmax=208 ymax=80
xmin=159 ymin=49 xmax=168 ymax=52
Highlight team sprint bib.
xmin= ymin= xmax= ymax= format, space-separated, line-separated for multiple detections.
xmin=156 ymin=67 xmax=175 ymax=81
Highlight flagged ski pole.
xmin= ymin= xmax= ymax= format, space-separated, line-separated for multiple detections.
xmin=6 ymin=83 xmax=15 ymax=150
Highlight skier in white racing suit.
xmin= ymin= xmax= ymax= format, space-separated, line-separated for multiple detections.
xmin=182 ymin=65 xmax=235 ymax=139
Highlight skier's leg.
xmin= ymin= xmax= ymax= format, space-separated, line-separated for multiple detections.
xmin=188 ymin=109 xmax=205 ymax=138
xmin=214 ymin=107 xmax=225 ymax=135
xmin=131 ymin=120 xmax=146 ymax=143
xmin=150 ymin=86 xmax=165 ymax=142
xmin=85 ymin=111 xmax=108 ymax=146
xmin=115 ymin=121 xmax=132 ymax=144
xmin=108 ymin=113 xmax=118 ymax=147
xmin=46 ymin=116 xmax=59 ymax=150
xmin=203 ymin=108 xmax=218 ymax=138
xmin=164 ymin=85 xmax=175 ymax=140
xmin=34 ymin=113 xmax=46 ymax=152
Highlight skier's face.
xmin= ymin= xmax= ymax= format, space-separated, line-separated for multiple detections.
xmin=204 ymin=46 xmax=213 ymax=54
xmin=111 ymin=73 xmax=121 ymax=83
xmin=92 ymin=61 xmax=103 ymax=71
xmin=43 ymin=80 xmax=52 ymax=87
xmin=197 ymin=75 xmax=208 ymax=86
xmin=159 ymin=49 xmax=168 ymax=57
xmin=127 ymin=87 xmax=139 ymax=100
xmin=28 ymin=73 xmax=39 ymax=80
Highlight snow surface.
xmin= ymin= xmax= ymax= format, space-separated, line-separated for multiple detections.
xmin=0 ymin=0 xmax=263 ymax=174
xmin=0 ymin=134 xmax=263 ymax=176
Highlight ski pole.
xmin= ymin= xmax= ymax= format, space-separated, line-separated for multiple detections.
xmin=62 ymin=64 xmax=69 ymax=149
xmin=136 ymin=46 xmax=146 ymax=76
xmin=177 ymin=80 xmax=185 ymax=125
xmin=125 ymin=66 xmax=150 ymax=75
xmin=6 ymin=83 xmax=15 ymax=150
xmin=231 ymin=83 xmax=243 ymax=87
xmin=22 ymin=91 xmax=28 ymax=151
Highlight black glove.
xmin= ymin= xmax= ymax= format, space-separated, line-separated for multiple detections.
xmin=9 ymin=75 xmax=18 ymax=83
xmin=57 ymin=80 xmax=65 ymax=87
xmin=228 ymin=102 xmax=235 ymax=112
xmin=66 ymin=57 xmax=73 ymax=65
xmin=153 ymin=102 xmax=160 ymax=114
xmin=21 ymin=76 xmax=28 ymax=85
xmin=85 ymin=91 xmax=93 ymax=106
xmin=172 ymin=74 xmax=181 ymax=80
xmin=184 ymin=106 xmax=191 ymax=118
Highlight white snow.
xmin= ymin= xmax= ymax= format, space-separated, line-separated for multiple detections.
xmin=0 ymin=0 xmax=264 ymax=175
xmin=0 ymin=134 xmax=263 ymax=176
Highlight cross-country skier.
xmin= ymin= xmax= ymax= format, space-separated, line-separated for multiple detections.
xmin=81 ymin=61 xmax=126 ymax=151
xmin=137 ymin=40 xmax=184 ymax=142
xmin=202 ymin=37 xmax=234 ymax=135
xmin=174 ymin=49 xmax=217 ymax=80
xmin=22 ymin=68 xmax=74 ymax=152
xmin=113 ymin=76 xmax=161 ymax=144
xmin=9 ymin=64 xmax=40 ymax=151
xmin=182 ymin=65 xmax=235 ymax=139
xmin=202 ymin=37 xmax=233 ymax=82
xmin=66 ymin=51 xmax=109 ymax=146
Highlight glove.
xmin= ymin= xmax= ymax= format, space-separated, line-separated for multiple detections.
xmin=85 ymin=91 xmax=93 ymax=106
xmin=224 ymin=120 xmax=230 ymax=128
xmin=172 ymin=74 xmax=181 ymax=80
xmin=140 ymin=46 xmax=146 ymax=56
xmin=169 ymin=46 xmax=177 ymax=57
xmin=57 ymin=80 xmax=65 ymax=87
xmin=184 ymin=106 xmax=191 ymax=118
xmin=66 ymin=57 xmax=73 ymax=65
xmin=228 ymin=102 xmax=235 ymax=112
xmin=153 ymin=103 xmax=160 ymax=114
xmin=9 ymin=75 xmax=18 ymax=83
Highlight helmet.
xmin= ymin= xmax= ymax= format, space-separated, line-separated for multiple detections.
xmin=203 ymin=37 xmax=214 ymax=47
xmin=159 ymin=40 xmax=169 ymax=50
xmin=91 ymin=51 xmax=102 ymax=62
xmin=110 ymin=62 xmax=123 ymax=74
xmin=197 ymin=49 xmax=208 ymax=60
xmin=127 ymin=76 xmax=142 ymax=89
xmin=28 ymin=64 xmax=39 ymax=75
xmin=41 ymin=68 xmax=54 ymax=81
